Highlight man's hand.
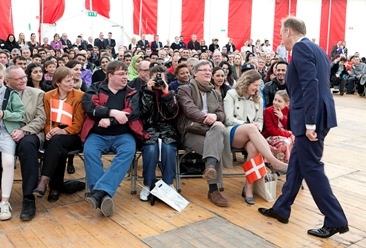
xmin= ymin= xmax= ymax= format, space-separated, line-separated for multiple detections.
xmin=203 ymin=113 xmax=217 ymax=125
xmin=306 ymin=129 xmax=318 ymax=141
xmin=10 ymin=129 xmax=25 ymax=142
xmin=110 ymin=109 xmax=129 ymax=124
xmin=98 ymin=118 xmax=111 ymax=128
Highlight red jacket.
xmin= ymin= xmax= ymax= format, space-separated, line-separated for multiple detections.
xmin=262 ymin=105 xmax=291 ymax=138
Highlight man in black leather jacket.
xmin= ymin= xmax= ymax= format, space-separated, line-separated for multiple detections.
xmin=263 ymin=61 xmax=288 ymax=107
xmin=139 ymin=65 xmax=179 ymax=201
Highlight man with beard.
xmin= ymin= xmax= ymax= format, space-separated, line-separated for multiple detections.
xmin=263 ymin=61 xmax=288 ymax=107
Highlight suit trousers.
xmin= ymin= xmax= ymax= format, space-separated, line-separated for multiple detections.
xmin=17 ymin=135 xmax=40 ymax=197
xmin=183 ymin=124 xmax=226 ymax=184
xmin=273 ymin=129 xmax=348 ymax=227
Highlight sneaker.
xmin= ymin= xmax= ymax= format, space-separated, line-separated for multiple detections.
xmin=0 ymin=201 xmax=12 ymax=221
xmin=139 ymin=186 xmax=150 ymax=201
xmin=100 ymin=196 xmax=114 ymax=217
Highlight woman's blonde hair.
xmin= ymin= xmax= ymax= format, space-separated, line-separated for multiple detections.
xmin=234 ymin=70 xmax=262 ymax=103
xmin=275 ymin=90 xmax=290 ymax=103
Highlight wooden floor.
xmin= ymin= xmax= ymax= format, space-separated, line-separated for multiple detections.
xmin=1 ymin=93 xmax=366 ymax=248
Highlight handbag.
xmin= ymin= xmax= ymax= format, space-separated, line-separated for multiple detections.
xmin=253 ymin=171 xmax=278 ymax=202
xmin=186 ymin=121 xmax=210 ymax=135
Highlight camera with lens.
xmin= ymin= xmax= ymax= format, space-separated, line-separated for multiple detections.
xmin=153 ymin=73 xmax=165 ymax=87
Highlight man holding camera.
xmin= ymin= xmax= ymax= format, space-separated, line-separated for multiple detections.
xmin=139 ymin=66 xmax=179 ymax=201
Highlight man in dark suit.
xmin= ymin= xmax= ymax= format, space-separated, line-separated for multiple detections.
xmin=258 ymin=16 xmax=348 ymax=239
xmin=104 ymin=32 xmax=116 ymax=57
xmin=150 ymin=35 xmax=163 ymax=53
xmin=60 ymin=33 xmax=72 ymax=51
xmin=137 ymin=35 xmax=149 ymax=50
xmin=94 ymin=32 xmax=106 ymax=50
xmin=187 ymin=34 xmax=200 ymax=50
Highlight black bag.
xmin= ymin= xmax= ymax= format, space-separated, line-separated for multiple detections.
xmin=179 ymin=152 xmax=205 ymax=175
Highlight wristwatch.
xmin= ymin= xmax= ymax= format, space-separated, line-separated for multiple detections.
xmin=23 ymin=130 xmax=31 ymax=135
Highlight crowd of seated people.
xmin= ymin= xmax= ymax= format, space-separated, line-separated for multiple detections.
xmin=0 ymin=30 xmax=364 ymax=221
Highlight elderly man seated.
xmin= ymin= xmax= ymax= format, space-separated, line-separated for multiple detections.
xmin=176 ymin=60 xmax=228 ymax=207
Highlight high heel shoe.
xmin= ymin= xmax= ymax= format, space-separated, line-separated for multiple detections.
xmin=33 ymin=187 xmax=46 ymax=198
xmin=267 ymin=164 xmax=288 ymax=174
xmin=241 ymin=187 xmax=255 ymax=205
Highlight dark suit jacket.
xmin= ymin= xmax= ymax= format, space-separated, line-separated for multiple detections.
xmin=151 ymin=41 xmax=163 ymax=52
xmin=94 ymin=38 xmax=106 ymax=50
xmin=61 ymin=39 xmax=72 ymax=49
xmin=137 ymin=40 xmax=149 ymax=49
xmin=286 ymin=37 xmax=337 ymax=136
xmin=104 ymin=38 xmax=116 ymax=54
xmin=188 ymin=40 xmax=200 ymax=50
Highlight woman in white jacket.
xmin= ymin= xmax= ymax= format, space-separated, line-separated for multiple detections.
xmin=223 ymin=70 xmax=287 ymax=205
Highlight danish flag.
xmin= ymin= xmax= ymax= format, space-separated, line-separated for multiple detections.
xmin=242 ymin=155 xmax=266 ymax=184
xmin=50 ymin=98 xmax=73 ymax=126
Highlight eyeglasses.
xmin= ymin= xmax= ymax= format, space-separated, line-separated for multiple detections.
xmin=197 ymin=69 xmax=212 ymax=73
xmin=113 ymin=72 xmax=127 ymax=76
xmin=8 ymin=76 xmax=27 ymax=81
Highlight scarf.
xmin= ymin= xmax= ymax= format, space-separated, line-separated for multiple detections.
xmin=190 ymin=79 xmax=218 ymax=114
xmin=127 ymin=55 xmax=142 ymax=81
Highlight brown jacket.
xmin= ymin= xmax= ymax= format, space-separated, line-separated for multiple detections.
xmin=176 ymin=81 xmax=225 ymax=139
xmin=43 ymin=89 xmax=85 ymax=136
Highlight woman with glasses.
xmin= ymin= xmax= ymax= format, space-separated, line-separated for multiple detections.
xmin=33 ymin=67 xmax=85 ymax=202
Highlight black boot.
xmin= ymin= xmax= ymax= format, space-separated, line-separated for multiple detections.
xmin=20 ymin=197 xmax=36 ymax=221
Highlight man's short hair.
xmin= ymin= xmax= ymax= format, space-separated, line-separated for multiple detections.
xmin=275 ymin=61 xmax=288 ymax=69
xmin=106 ymin=60 xmax=128 ymax=76
xmin=192 ymin=60 xmax=212 ymax=74
xmin=13 ymin=56 xmax=27 ymax=64
xmin=282 ymin=16 xmax=306 ymax=35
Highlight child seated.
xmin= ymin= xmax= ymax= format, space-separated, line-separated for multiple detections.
xmin=262 ymin=90 xmax=294 ymax=163
xmin=43 ymin=60 xmax=57 ymax=81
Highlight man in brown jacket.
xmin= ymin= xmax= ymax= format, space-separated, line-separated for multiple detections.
xmin=177 ymin=60 xmax=228 ymax=207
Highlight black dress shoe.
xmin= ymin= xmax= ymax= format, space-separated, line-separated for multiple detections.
xmin=241 ymin=187 xmax=255 ymax=205
xmin=308 ymin=225 xmax=349 ymax=238
xmin=33 ymin=188 xmax=46 ymax=198
xmin=20 ymin=198 xmax=36 ymax=221
xmin=258 ymin=208 xmax=289 ymax=224
xmin=67 ymin=163 xmax=75 ymax=174
xmin=48 ymin=193 xmax=60 ymax=202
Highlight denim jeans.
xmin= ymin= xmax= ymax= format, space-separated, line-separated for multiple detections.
xmin=83 ymin=133 xmax=136 ymax=197
xmin=347 ymin=76 xmax=358 ymax=93
xmin=142 ymin=141 xmax=177 ymax=187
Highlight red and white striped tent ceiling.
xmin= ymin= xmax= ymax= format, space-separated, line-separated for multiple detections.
xmin=1 ymin=0 xmax=364 ymax=56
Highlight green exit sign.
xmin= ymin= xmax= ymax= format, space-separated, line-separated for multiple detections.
xmin=88 ymin=11 xmax=97 ymax=17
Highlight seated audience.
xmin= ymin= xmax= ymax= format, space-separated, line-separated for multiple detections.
xmin=262 ymin=90 xmax=294 ymax=163
xmin=223 ymin=70 xmax=287 ymax=205
xmin=330 ymin=56 xmax=348 ymax=95
xmin=211 ymin=67 xmax=230 ymax=100
xmin=169 ymin=63 xmax=190 ymax=93
xmin=82 ymin=61 xmax=144 ymax=217
xmin=177 ymin=60 xmax=229 ymax=207
xmin=139 ymin=65 xmax=179 ymax=201
xmin=33 ymin=67 xmax=85 ymax=202
xmin=26 ymin=63 xmax=53 ymax=92
xmin=92 ymin=56 xmax=111 ymax=83
xmin=127 ymin=55 xmax=143 ymax=81
xmin=0 ymin=65 xmax=25 ymax=220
